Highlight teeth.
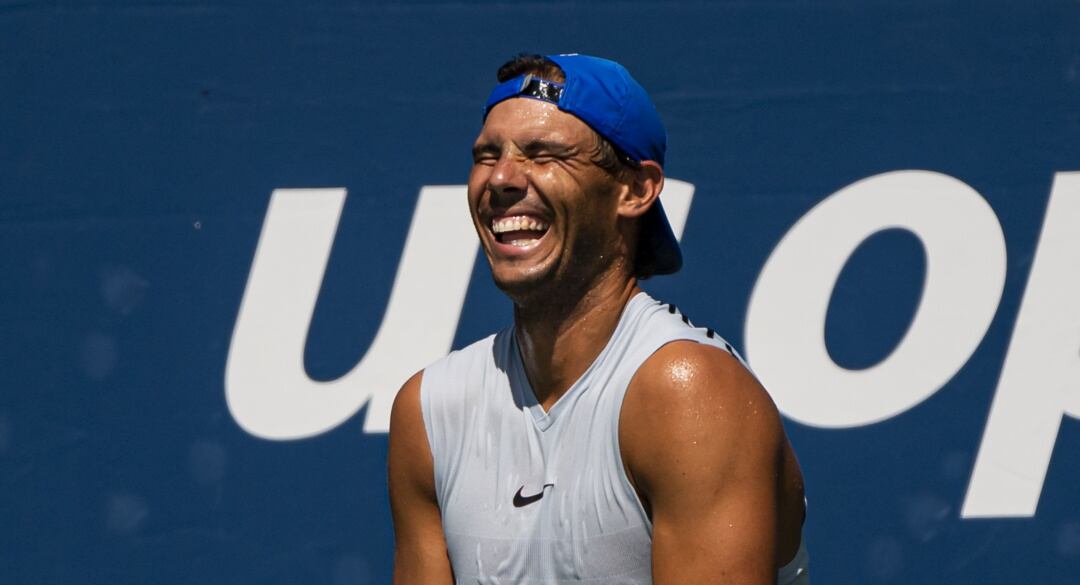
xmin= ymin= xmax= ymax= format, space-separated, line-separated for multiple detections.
xmin=509 ymin=238 xmax=539 ymax=248
xmin=492 ymin=216 xmax=549 ymax=234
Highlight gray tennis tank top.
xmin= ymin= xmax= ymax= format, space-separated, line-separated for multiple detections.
xmin=420 ymin=292 xmax=809 ymax=584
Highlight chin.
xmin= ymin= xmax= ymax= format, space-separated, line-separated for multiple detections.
xmin=491 ymin=260 xmax=608 ymax=311
xmin=488 ymin=255 xmax=573 ymax=304
xmin=490 ymin=266 xmax=553 ymax=301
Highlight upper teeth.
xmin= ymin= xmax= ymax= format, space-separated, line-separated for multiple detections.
xmin=492 ymin=216 xmax=549 ymax=234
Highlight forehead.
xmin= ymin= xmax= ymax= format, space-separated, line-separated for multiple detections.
xmin=477 ymin=98 xmax=597 ymax=146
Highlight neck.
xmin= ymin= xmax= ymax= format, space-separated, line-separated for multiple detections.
xmin=513 ymin=272 xmax=641 ymax=410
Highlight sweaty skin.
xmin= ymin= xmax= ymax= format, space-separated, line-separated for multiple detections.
xmin=388 ymin=96 xmax=805 ymax=584
xmin=621 ymin=342 xmax=805 ymax=583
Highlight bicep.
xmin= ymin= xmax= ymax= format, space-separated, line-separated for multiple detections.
xmin=622 ymin=344 xmax=784 ymax=585
xmin=388 ymin=371 xmax=454 ymax=585
xmin=649 ymin=436 xmax=780 ymax=584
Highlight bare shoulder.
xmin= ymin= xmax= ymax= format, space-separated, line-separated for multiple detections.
xmin=621 ymin=340 xmax=785 ymax=469
xmin=388 ymin=371 xmax=455 ymax=584
xmin=388 ymin=371 xmax=421 ymax=440
xmin=388 ymin=370 xmax=433 ymax=498
xmin=620 ymin=340 xmax=806 ymax=571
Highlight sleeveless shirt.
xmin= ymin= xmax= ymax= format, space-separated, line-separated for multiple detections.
xmin=420 ymin=292 xmax=810 ymax=584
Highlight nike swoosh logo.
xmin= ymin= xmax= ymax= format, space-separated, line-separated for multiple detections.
xmin=512 ymin=483 xmax=555 ymax=508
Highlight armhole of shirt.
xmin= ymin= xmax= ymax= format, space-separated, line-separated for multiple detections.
xmin=777 ymin=533 xmax=809 ymax=584
xmin=417 ymin=366 xmax=443 ymax=499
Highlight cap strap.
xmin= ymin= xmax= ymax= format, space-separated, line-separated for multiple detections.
xmin=518 ymin=75 xmax=563 ymax=103
xmin=485 ymin=74 xmax=565 ymax=114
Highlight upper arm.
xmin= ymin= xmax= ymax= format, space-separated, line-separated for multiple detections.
xmin=388 ymin=371 xmax=454 ymax=585
xmin=620 ymin=342 xmax=800 ymax=584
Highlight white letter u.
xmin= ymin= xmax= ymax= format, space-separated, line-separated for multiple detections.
xmin=225 ymin=187 xmax=478 ymax=438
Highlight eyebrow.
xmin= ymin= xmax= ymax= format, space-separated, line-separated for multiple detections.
xmin=520 ymin=139 xmax=575 ymax=157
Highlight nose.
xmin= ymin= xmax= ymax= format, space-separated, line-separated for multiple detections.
xmin=487 ymin=153 xmax=528 ymax=197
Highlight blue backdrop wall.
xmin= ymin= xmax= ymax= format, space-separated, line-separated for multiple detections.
xmin=3 ymin=1 xmax=1080 ymax=583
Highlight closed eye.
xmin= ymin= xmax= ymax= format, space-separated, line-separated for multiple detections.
xmin=472 ymin=144 xmax=500 ymax=165
xmin=522 ymin=140 xmax=575 ymax=164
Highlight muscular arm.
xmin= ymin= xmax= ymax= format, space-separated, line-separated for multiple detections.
xmin=620 ymin=342 xmax=805 ymax=584
xmin=388 ymin=371 xmax=455 ymax=585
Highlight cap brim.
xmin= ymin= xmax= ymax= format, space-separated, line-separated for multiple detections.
xmin=639 ymin=200 xmax=683 ymax=276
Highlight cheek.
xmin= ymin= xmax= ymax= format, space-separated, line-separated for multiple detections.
xmin=467 ymin=167 xmax=490 ymax=207
xmin=468 ymin=164 xmax=487 ymax=186
xmin=566 ymin=191 xmax=622 ymax=244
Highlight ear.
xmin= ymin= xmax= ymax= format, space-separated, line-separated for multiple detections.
xmin=617 ymin=161 xmax=664 ymax=219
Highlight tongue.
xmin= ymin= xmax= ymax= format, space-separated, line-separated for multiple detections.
xmin=500 ymin=229 xmax=544 ymax=243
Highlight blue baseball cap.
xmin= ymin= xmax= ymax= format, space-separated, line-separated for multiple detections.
xmin=483 ymin=53 xmax=682 ymax=276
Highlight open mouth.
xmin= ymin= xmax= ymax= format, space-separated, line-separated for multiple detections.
xmin=491 ymin=215 xmax=550 ymax=248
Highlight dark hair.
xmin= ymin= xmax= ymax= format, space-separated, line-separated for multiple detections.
xmin=493 ymin=54 xmax=659 ymax=278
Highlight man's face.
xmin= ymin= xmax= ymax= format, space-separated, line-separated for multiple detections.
xmin=468 ymin=98 xmax=627 ymax=300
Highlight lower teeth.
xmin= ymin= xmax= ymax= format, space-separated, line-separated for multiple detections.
xmin=509 ymin=239 xmax=538 ymax=248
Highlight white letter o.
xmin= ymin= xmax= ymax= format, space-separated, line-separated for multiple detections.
xmin=745 ymin=170 xmax=1006 ymax=428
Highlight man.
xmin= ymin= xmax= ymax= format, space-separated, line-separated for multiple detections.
xmin=388 ymin=53 xmax=808 ymax=584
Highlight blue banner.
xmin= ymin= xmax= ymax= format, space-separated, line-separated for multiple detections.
xmin=3 ymin=2 xmax=1079 ymax=583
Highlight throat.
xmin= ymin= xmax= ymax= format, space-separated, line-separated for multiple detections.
xmin=514 ymin=282 xmax=641 ymax=408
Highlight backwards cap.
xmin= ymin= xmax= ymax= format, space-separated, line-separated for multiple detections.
xmin=484 ymin=53 xmax=682 ymax=276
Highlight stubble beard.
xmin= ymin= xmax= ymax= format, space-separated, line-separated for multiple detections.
xmin=493 ymin=230 xmax=627 ymax=318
